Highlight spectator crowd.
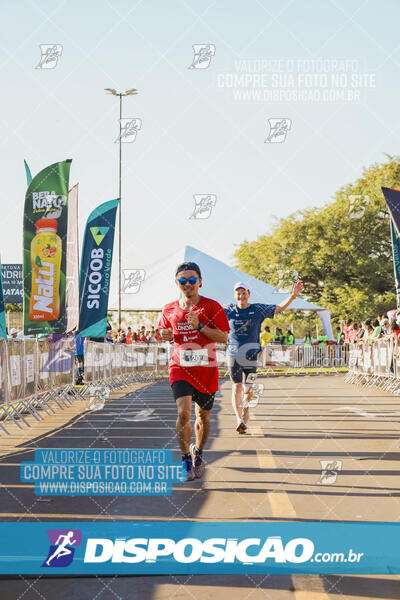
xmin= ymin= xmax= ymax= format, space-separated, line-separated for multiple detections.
xmin=105 ymin=324 xmax=162 ymax=344
xmin=338 ymin=314 xmax=400 ymax=353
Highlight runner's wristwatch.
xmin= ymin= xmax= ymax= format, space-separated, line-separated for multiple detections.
xmin=197 ymin=322 xmax=205 ymax=331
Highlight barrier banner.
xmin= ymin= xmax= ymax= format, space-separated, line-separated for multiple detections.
xmin=7 ymin=339 xmax=24 ymax=402
xmin=23 ymin=160 xmax=72 ymax=335
xmin=0 ymin=521 xmax=399 ymax=574
xmin=0 ymin=339 xmax=7 ymax=405
xmin=0 ymin=259 xmax=6 ymax=340
xmin=24 ymin=338 xmax=37 ymax=397
xmin=78 ymin=199 xmax=119 ymax=338
xmin=37 ymin=338 xmax=51 ymax=392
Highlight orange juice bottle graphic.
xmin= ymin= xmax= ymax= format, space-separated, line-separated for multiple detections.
xmin=29 ymin=218 xmax=62 ymax=321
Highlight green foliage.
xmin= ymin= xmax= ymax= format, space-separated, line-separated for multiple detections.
xmin=261 ymin=311 xmax=319 ymax=339
xmin=235 ymin=155 xmax=400 ymax=322
xmin=5 ymin=303 xmax=22 ymax=313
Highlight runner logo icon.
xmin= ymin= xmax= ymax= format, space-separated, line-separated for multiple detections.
xmin=42 ymin=529 xmax=82 ymax=567
xmin=188 ymin=44 xmax=216 ymax=69
xmin=318 ymin=460 xmax=342 ymax=485
xmin=189 ymin=195 xmax=217 ymax=219
xmin=115 ymin=118 xmax=142 ymax=143
xmin=36 ymin=44 xmax=63 ymax=69
xmin=121 ymin=269 xmax=146 ymax=293
xmin=265 ymin=118 xmax=292 ymax=143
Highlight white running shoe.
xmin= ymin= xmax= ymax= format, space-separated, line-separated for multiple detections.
xmin=189 ymin=443 xmax=205 ymax=478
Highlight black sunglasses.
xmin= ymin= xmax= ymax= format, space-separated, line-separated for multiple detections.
xmin=177 ymin=276 xmax=200 ymax=285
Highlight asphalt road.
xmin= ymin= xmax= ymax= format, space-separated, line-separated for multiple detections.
xmin=0 ymin=374 xmax=400 ymax=599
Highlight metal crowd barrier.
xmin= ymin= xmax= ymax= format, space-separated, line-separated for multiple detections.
xmin=57 ymin=341 xmax=173 ymax=414
xmin=0 ymin=337 xmax=354 ymax=437
xmin=344 ymin=338 xmax=400 ymax=393
xmin=260 ymin=343 xmax=348 ymax=369
xmin=0 ymin=337 xmax=76 ymax=436
xmin=0 ymin=338 xmax=174 ymax=436
xmin=84 ymin=341 xmax=171 ymax=390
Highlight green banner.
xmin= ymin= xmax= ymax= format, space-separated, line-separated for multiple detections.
xmin=390 ymin=220 xmax=400 ymax=306
xmin=24 ymin=160 xmax=32 ymax=185
xmin=382 ymin=187 xmax=400 ymax=307
xmin=79 ymin=199 xmax=119 ymax=338
xmin=23 ymin=160 xmax=72 ymax=335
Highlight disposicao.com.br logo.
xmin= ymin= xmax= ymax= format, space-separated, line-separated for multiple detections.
xmin=81 ymin=536 xmax=362 ymax=565
xmin=39 ymin=530 xmax=364 ymax=570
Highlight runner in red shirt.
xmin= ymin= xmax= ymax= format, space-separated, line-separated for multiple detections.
xmin=159 ymin=261 xmax=230 ymax=481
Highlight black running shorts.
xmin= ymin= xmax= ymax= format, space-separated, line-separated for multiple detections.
xmin=171 ymin=380 xmax=215 ymax=411
xmin=228 ymin=358 xmax=257 ymax=384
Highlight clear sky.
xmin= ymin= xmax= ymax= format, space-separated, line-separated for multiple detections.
xmin=1 ymin=0 xmax=399 ymax=286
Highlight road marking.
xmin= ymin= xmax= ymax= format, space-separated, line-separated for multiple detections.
xmin=248 ymin=425 xmax=263 ymax=436
xmin=332 ymin=406 xmax=377 ymax=418
xmin=0 ymin=513 xmax=208 ymax=520
xmin=257 ymin=449 xmax=297 ymax=517
xmin=267 ymin=491 xmax=297 ymax=518
xmin=256 ymin=450 xmax=275 ymax=469
xmin=257 ymin=449 xmax=328 ymax=597
xmin=292 ymin=574 xmax=330 ymax=599
xmin=0 ymin=484 xmax=33 ymax=488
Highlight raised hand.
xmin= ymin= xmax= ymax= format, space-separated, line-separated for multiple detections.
xmin=293 ymin=280 xmax=304 ymax=296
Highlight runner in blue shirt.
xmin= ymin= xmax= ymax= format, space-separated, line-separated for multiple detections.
xmin=224 ymin=280 xmax=304 ymax=434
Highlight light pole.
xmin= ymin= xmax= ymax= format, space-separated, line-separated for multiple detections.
xmin=105 ymin=87 xmax=138 ymax=330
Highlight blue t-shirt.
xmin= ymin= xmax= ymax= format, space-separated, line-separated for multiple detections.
xmin=224 ymin=303 xmax=276 ymax=358
xmin=74 ymin=336 xmax=85 ymax=356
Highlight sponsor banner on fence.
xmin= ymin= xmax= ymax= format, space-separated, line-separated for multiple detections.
xmin=1 ymin=264 xmax=23 ymax=304
xmin=0 ymin=521 xmax=398 ymax=574
xmin=23 ymin=160 xmax=72 ymax=335
xmin=79 ymin=199 xmax=119 ymax=338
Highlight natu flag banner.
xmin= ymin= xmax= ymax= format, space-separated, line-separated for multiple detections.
xmin=23 ymin=160 xmax=72 ymax=335
xmin=78 ymin=199 xmax=119 ymax=338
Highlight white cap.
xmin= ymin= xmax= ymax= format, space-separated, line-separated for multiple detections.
xmin=10 ymin=328 xmax=18 ymax=335
xmin=234 ymin=281 xmax=250 ymax=292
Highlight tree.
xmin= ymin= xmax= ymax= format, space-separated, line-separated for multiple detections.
xmin=234 ymin=156 xmax=400 ymax=322
xmin=5 ymin=303 xmax=22 ymax=312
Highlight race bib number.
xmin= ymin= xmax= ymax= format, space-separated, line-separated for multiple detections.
xmin=179 ymin=349 xmax=209 ymax=366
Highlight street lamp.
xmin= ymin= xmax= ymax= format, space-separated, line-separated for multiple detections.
xmin=105 ymin=87 xmax=138 ymax=329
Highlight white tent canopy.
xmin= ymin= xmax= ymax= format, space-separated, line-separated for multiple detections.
xmin=109 ymin=246 xmax=334 ymax=339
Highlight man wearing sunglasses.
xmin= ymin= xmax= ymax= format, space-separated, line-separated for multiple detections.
xmin=225 ymin=280 xmax=304 ymax=434
xmin=159 ymin=261 xmax=230 ymax=481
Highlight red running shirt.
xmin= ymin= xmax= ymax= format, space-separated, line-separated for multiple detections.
xmin=159 ymin=296 xmax=230 ymax=393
